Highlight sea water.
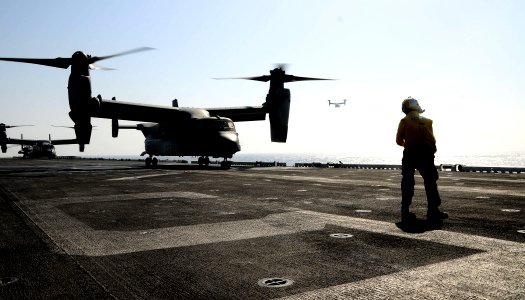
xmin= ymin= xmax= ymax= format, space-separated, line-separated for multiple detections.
xmin=232 ymin=152 xmax=525 ymax=168
xmin=86 ymin=152 xmax=525 ymax=168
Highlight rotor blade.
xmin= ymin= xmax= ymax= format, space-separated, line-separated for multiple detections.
xmin=89 ymin=47 xmax=155 ymax=64
xmin=52 ymin=125 xmax=96 ymax=129
xmin=89 ymin=63 xmax=115 ymax=71
xmin=0 ymin=57 xmax=71 ymax=69
xmin=214 ymin=75 xmax=271 ymax=82
xmin=6 ymin=125 xmax=34 ymax=128
xmin=283 ymin=75 xmax=334 ymax=83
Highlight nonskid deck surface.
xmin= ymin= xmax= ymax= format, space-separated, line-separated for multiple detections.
xmin=0 ymin=158 xmax=523 ymax=299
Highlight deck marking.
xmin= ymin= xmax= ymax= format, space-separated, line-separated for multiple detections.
xmin=107 ymin=171 xmax=181 ymax=181
xmin=9 ymin=183 xmax=525 ymax=299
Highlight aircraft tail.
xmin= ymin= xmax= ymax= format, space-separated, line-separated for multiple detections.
xmin=112 ymin=118 xmax=143 ymax=138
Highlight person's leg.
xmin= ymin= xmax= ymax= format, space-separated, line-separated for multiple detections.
xmin=419 ymin=156 xmax=448 ymax=220
xmin=401 ymin=153 xmax=416 ymax=221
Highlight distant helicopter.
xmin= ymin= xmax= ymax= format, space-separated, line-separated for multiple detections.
xmin=328 ymin=99 xmax=346 ymax=108
xmin=0 ymin=123 xmax=78 ymax=158
xmin=0 ymin=49 xmax=332 ymax=168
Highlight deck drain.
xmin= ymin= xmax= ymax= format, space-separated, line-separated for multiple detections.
xmin=0 ymin=277 xmax=18 ymax=286
xmin=258 ymin=278 xmax=294 ymax=288
xmin=330 ymin=233 xmax=354 ymax=238
xmin=501 ymin=209 xmax=520 ymax=212
xmin=355 ymin=209 xmax=372 ymax=213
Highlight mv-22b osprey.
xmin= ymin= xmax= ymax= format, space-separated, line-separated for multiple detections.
xmin=0 ymin=48 xmax=331 ymax=168
xmin=1 ymin=124 xmax=79 ymax=158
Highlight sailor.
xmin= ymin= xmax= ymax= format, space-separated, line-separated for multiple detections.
xmin=396 ymin=97 xmax=448 ymax=223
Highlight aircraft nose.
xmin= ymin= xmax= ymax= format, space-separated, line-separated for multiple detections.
xmin=220 ymin=132 xmax=241 ymax=152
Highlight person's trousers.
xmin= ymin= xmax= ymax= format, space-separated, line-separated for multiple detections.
xmin=401 ymin=149 xmax=441 ymax=212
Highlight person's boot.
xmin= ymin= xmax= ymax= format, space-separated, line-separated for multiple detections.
xmin=427 ymin=209 xmax=448 ymax=221
xmin=401 ymin=211 xmax=416 ymax=223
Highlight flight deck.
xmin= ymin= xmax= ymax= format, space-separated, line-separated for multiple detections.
xmin=0 ymin=158 xmax=523 ymax=299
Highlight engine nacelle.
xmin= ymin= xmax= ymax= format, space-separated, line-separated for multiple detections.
xmin=0 ymin=128 xmax=6 ymax=153
xmin=67 ymin=72 xmax=99 ymax=149
xmin=266 ymin=88 xmax=290 ymax=143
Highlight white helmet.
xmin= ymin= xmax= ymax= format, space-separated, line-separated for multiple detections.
xmin=401 ymin=97 xmax=425 ymax=114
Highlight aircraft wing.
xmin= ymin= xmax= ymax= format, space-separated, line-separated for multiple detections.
xmin=94 ymin=98 xmax=197 ymax=122
xmin=94 ymin=98 xmax=266 ymax=123
xmin=51 ymin=139 xmax=79 ymax=145
xmin=206 ymin=106 xmax=267 ymax=122
xmin=6 ymin=138 xmax=40 ymax=145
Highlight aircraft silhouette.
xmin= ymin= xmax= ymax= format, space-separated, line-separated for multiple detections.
xmin=1 ymin=123 xmax=31 ymax=153
xmin=1 ymin=124 xmax=78 ymax=158
xmin=328 ymin=99 xmax=346 ymax=108
xmin=0 ymin=49 xmax=331 ymax=168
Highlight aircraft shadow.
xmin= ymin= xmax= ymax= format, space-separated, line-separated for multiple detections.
xmin=143 ymin=164 xmax=226 ymax=171
xmin=395 ymin=218 xmax=444 ymax=234
xmin=143 ymin=164 xmax=256 ymax=171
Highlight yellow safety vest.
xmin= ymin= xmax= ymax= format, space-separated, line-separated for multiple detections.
xmin=396 ymin=112 xmax=437 ymax=153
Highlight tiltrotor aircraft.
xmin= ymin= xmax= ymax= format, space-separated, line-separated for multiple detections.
xmin=1 ymin=124 xmax=77 ymax=158
xmin=328 ymin=99 xmax=346 ymax=108
xmin=0 ymin=49 xmax=331 ymax=168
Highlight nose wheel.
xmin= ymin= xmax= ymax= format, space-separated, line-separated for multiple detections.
xmin=145 ymin=155 xmax=158 ymax=167
xmin=198 ymin=156 xmax=210 ymax=167
xmin=221 ymin=158 xmax=232 ymax=169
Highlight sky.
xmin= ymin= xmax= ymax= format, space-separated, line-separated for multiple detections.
xmin=1 ymin=0 xmax=524 ymax=160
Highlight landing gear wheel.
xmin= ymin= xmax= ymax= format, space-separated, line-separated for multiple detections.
xmin=198 ymin=156 xmax=210 ymax=167
xmin=221 ymin=160 xmax=232 ymax=170
xmin=152 ymin=157 xmax=158 ymax=167
xmin=145 ymin=157 xmax=152 ymax=167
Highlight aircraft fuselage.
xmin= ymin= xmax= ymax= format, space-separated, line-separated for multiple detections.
xmin=19 ymin=143 xmax=56 ymax=159
xmin=134 ymin=117 xmax=240 ymax=158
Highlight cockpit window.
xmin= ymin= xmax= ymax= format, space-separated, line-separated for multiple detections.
xmin=199 ymin=119 xmax=235 ymax=131
xmin=222 ymin=121 xmax=235 ymax=131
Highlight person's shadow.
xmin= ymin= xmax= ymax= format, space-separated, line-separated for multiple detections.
xmin=396 ymin=218 xmax=443 ymax=233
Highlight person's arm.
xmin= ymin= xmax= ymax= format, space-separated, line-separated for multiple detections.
xmin=396 ymin=120 xmax=405 ymax=147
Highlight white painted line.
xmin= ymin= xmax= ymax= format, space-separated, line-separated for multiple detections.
xmin=107 ymin=171 xmax=181 ymax=181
